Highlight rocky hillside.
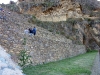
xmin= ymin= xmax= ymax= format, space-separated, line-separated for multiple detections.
xmin=16 ymin=0 xmax=99 ymax=50
xmin=0 ymin=7 xmax=86 ymax=65
xmin=0 ymin=0 xmax=100 ymax=65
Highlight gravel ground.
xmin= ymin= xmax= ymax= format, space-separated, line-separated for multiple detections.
xmin=91 ymin=53 xmax=100 ymax=75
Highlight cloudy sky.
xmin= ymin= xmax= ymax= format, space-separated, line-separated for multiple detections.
xmin=0 ymin=0 xmax=17 ymax=4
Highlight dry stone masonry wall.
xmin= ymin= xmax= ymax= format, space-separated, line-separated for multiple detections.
xmin=24 ymin=35 xmax=86 ymax=65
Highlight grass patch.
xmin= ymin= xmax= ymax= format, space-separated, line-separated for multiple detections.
xmin=23 ymin=51 xmax=97 ymax=75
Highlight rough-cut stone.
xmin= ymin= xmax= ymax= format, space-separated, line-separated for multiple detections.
xmin=0 ymin=46 xmax=24 ymax=75
xmin=24 ymin=36 xmax=86 ymax=65
xmin=17 ymin=0 xmax=83 ymax=22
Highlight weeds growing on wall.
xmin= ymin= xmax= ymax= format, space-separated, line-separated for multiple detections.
xmin=18 ymin=50 xmax=32 ymax=67
xmin=19 ymin=37 xmax=32 ymax=67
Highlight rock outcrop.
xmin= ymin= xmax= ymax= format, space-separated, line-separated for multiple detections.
xmin=17 ymin=0 xmax=83 ymax=22
xmin=0 ymin=46 xmax=24 ymax=75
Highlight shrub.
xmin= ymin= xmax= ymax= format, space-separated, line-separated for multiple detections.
xmin=18 ymin=50 xmax=32 ymax=67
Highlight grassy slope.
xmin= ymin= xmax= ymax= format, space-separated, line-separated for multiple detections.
xmin=23 ymin=51 xmax=97 ymax=75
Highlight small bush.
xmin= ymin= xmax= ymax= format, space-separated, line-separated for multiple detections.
xmin=18 ymin=50 xmax=32 ymax=67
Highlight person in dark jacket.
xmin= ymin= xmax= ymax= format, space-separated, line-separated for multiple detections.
xmin=28 ymin=28 xmax=33 ymax=36
xmin=32 ymin=27 xmax=36 ymax=36
xmin=29 ymin=28 xmax=33 ymax=33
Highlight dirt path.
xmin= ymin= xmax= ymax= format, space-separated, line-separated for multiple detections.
xmin=91 ymin=53 xmax=100 ymax=75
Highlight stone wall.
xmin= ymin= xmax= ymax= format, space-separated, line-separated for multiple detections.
xmin=24 ymin=35 xmax=86 ymax=65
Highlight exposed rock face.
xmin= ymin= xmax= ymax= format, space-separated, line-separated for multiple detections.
xmin=89 ymin=22 xmax=100 ymax=49
xmin=62 ymin=19 xmax=100 ymax=50
xmin=17 ymin=0 xmax=83 ymax=21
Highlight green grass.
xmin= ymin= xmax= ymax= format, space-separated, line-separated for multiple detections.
xmin=23 ymin=51 xmax=97 ymax=75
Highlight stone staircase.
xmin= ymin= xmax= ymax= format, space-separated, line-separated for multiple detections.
xmin=0 ymin=8 xmax=86 ymax=65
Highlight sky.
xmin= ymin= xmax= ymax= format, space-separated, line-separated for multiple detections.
xmin=0 ymin=0 xmax=17 ymax=4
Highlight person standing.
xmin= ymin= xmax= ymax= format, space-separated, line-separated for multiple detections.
xmin=24 ymin=28 xmax=29 ymax=35
xmin=33 ymin=27 xmax=36 ymax=36
xmin=28 ymin=28 xmax=32 ymax=36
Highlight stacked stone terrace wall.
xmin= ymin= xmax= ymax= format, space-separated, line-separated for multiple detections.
xmin=24 ymin=35 xmax=86 ymax=65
